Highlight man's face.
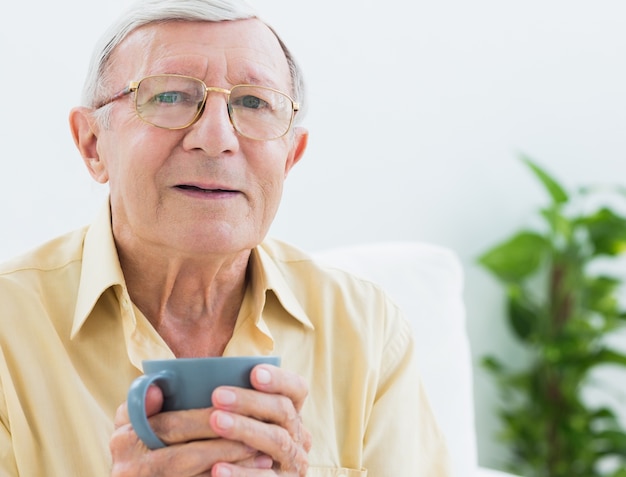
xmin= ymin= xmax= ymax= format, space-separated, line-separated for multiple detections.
xmin=78 ymin=19 xmax=307 ymax=255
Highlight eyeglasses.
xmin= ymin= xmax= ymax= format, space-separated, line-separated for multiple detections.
xmin=95 ymin=74 xmax=300 ymax=141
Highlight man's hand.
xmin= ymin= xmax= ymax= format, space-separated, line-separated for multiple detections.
xmin=209 ymin=365 xmax=312 ymax=476
xmin=109 ymin=365 xmax=311 ymax=477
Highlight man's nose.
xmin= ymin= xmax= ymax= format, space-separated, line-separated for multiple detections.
xmin=182 ymin=93 xmax=240 ymax=155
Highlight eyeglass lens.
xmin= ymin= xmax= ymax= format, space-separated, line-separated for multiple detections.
xmin=134 ymin=75 xmax=294 ymax=139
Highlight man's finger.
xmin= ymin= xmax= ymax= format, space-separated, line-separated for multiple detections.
xmin=114 ymin=385 xmax=164 ymax=428
xmin=249 ymin=365 xmax=309 ymax=412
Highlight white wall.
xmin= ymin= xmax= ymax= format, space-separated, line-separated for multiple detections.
xmin=2 ymin=0 xmax=626 ymax=470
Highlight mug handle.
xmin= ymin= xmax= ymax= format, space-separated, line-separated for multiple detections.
xmin=127 ymin=370 xmax=176 ymax=449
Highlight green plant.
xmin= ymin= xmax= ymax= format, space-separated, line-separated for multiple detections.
xmin=478 ymin=156 xmax=626 ymax=477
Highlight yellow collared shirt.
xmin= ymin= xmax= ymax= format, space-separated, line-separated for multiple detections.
xmin=0 ymin=202 xmax=449 ymax=476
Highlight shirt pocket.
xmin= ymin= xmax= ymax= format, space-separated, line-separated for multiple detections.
xmin=307 ymin=467 xmax=367 ymax=477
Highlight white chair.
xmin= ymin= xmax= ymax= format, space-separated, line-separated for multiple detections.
xmin=313 ymin=241 xmax=519 ymax=477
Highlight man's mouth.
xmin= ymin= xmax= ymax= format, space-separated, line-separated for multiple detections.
xmin=175 ymin=184 xmax=238 ymax=195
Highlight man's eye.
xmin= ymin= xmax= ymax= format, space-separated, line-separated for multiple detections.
xmin=235 ymin=95 xmax=269 ymax=110
xmin=153 ymin=91 xmax=185 ymax=104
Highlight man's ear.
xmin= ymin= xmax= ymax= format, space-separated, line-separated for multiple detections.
xmin=69 ymin=107 xmax=109 ymax=184
xmin=284 ymin=126 xmax=308 ymax=177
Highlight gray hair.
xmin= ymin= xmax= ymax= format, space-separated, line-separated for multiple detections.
xmin=82 ymin=0 xmax=306 ymax=123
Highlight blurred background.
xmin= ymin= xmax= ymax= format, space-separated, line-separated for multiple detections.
xmin=1 ymin=0 xmax=625 ymax=471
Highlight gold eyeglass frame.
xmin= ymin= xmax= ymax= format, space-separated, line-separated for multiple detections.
xmin=95 ymin=73 xmax=300 ymax=140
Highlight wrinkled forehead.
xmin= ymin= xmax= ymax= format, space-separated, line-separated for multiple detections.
xmin=107 ymin=19 xmax=292 ymax=91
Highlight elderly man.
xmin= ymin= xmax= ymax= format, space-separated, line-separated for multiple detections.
xmin=0 ymin=0 xmax=449 ymax=475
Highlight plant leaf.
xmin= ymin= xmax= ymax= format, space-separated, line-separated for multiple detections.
xmin=581 ymin=207 xmax=626 ymax=256
xmin=581 ymin=347 xmax=626 ymax=372
xmin=586 ymin=275 xmax=620 ymax=316
xmin=540 ymin=206 xmax=572 ymax=239
xmin=593 ymin=429 xmax=626 ymax=455
xmin=478 ymin=231 xmax=549 ymax=282
xmin=507 ymin=290 xmax=539 ymax=342
xmin=482 ymin=355 xmax=505 ymax=374
xmin=521 ymin=155 xmax=569 ymax=204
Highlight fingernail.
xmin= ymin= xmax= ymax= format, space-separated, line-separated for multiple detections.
xmin=215 ymin=465 xmax=232 ymax=477
xmin=255 ymin=454 xmax=274 ymax=468
xmin=214 ymin=388 xmax=236 ymax=405
xmin=256 ymin=367 xmax=271 ymax=385
xmin=216 ymin=412 xmax=234 ymax=429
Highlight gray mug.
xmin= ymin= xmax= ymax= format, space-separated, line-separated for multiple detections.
xmin=127 ymin=355 xmax=280 ymax=449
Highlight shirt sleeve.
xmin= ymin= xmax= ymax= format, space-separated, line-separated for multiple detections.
xmin=362 ymin=304 xmax=451 ymax=476
xmin=0 ymin=369 xmax=19 ymax=476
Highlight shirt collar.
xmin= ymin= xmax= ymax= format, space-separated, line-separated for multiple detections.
xmin=254 ymin=243 xmax=314 ymax=331
xmin=71 ymin=200 xmax=126 ymax=339
xmin=71 ymin=201 xmax=313 ymax=338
